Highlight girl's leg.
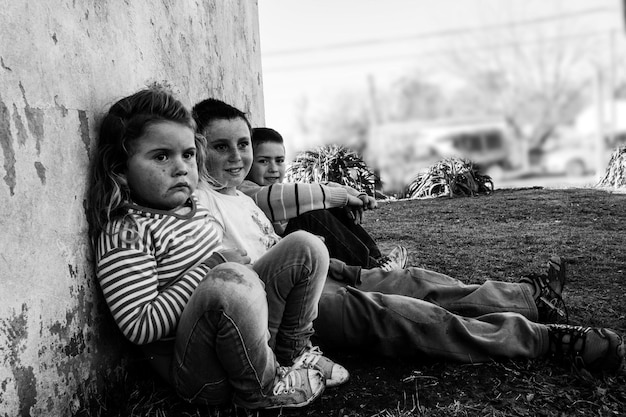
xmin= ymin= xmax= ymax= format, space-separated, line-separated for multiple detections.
xmin=171 ymin=263 xmax=277 ymax=405
xmin=315 ymin=281 xmax=549 ymax=362
xmin=357 ymin=266 xmax=538 ymax=319
xmin=253 ymin=230 xmax=329 ymax=365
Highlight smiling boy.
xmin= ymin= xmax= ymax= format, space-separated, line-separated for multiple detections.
xmin=247 ymin=127 xmax=286 ymax=186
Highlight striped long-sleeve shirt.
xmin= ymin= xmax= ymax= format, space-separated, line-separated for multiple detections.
xmin=238 ymin=180 xmax=349 ymax=235
xmin=95 ymin=197 xmax=223 ymax=345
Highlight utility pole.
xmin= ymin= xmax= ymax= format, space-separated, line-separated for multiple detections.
xmin=366 ymin=74 xmax=383 ymax=125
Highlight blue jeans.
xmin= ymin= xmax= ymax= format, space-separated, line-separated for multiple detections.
xmin=161 ymin=231 xmax=328 ymax=405
xmin=314 ymin=262 xmax=550 ymax=363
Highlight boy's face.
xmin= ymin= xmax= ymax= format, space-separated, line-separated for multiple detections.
xmin=248 ymin=142 xmax=286 ymax=185
xmin=203 ymin=117 xmax=253 ymax=195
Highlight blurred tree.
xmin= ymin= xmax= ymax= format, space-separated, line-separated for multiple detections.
xmin=384 ymin=76 xmax=449 ymax=121
xmin=442 ymin=2 xmax=603 ymax=171
xmin=297 ymin=89 xmax=373 ymax=155
xmin=447 ymin=46 xmax=589 ymax=170
xmin=293 ymin=75 xmax=451 ymax=156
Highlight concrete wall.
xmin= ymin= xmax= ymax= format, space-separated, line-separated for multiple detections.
xmin=0 ymin=1 xmax=264 ymax=415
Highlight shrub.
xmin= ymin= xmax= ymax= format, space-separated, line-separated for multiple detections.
xmin=405 ymin=158 xmax=493 ymax=199
xmin=285 ymin=145 xmax=379 ymax=196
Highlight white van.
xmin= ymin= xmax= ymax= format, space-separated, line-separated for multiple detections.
xmin=367 ymin=119 xmax=518 ymax=194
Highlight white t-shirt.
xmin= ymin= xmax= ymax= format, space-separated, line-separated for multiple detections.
xmin=195 ymin=184 xmax=281 ymax=263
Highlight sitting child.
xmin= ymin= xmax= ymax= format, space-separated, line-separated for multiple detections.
xmin=240 ymin=126 xmax=408 ymax=271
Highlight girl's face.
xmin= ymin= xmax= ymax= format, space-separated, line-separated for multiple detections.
xmin=247 ymin=142 xmax=286 ymax=185
xmin=123 ymin=121 xmax=198 ymax=210
xmin=203 ymin=118 xmax=252 ymax=195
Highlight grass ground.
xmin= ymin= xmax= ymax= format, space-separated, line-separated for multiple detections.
xmin=80 ymin=187 xmax=626 ymax=417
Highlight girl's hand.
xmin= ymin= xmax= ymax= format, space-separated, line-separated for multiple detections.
xmin=203 ymin=249 xmax=251 ymax=268
xmin=217 ymin=248 xmax=251 ymax=265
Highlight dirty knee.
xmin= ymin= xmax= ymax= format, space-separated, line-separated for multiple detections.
xmin=195 ymin=263 xmax=266 ymax=310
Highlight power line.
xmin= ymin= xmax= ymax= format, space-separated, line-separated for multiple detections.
xmin=263 ymin=29 xmax=614 ymax=73
xmin=263 ymin=6 xmax=618 ymax=58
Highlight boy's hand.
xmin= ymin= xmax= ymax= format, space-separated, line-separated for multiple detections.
xmin=346 ymin=194 xmax=364 ymax=208
xmin=358 ymin=194 xmax=378 ymax=210
xmin=345 ymin=195 xmax=364 ymax=224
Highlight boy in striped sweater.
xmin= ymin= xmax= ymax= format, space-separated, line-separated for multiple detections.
xmin=240 ymin=127 xmax=408 ymax=271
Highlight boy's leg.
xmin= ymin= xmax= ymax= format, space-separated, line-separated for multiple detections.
xmin=357 ymin=266 xmax=538 ymax=319
xmin=327 ymin=207 xmax=383 ymax=261
xmin=253 ymin=231 xmax=329 ymax=365
xmin=315 ymin=281 xmax=549 ymax=362
xmin=283 ymin=209 xmax=373 ymax=268
xmin=171 ymin=263 xmax=277 ymax=405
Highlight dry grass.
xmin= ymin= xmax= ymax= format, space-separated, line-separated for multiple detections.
xmin=77 ymin=187 xmax=626 ymax=417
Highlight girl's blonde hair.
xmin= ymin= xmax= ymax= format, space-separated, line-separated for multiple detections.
xmin=87 ymin=87 xmax=207 ymax=247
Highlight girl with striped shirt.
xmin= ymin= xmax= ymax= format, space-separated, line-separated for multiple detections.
xmin=87 ymin=88 xmax=329 ymax=410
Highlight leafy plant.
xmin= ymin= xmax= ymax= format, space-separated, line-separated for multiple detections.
xmin=598 ymin=145 xmax=626 ymax=188
xmin=405 ymin=158 xmax=493 ymax=199
xmin=285 ymin=145 xmax=379 ymax=196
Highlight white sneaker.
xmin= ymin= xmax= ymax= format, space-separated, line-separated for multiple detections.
xmin=379 ymin=245 xmax=408 ymax=271
xmin=233 ymin=366 xmax=325 ymax=409
xmin=291 ymin=346 xmax=350 ymax=388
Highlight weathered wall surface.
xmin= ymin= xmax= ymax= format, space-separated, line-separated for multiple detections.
xmin=0 ymin=1 xmax=264 ymax=415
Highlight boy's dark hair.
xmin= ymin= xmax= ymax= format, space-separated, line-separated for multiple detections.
xmin=251 ymin=127 xmax=284 ymax=148
xmin=192 ymin=98 xmax=252 ymax=136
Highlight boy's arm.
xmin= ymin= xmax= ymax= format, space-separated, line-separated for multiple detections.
xmin=325 ymin=182 xmax=377 ymax=210
xmin=239 ymin=180 xmax=349 ymax=222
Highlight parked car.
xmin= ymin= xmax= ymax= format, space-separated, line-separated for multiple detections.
xmin=540 ymin=132 xmax=626 ymax=176
xmin=423 ymin=125 xmax=513 ymax=171
xmin=540 ymin=145 xmax=595 ymax=176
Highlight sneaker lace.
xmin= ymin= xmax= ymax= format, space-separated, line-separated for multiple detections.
xmin=548 ymin=324 xmax=589 ymax=369
xmin=292 ymin=346 xmax=323 ymax=369
xmin=538 ymin=293 xmax=568 ymax=322
xmin=523 ymin=272 xmax=569 ymax=323
xmin=378 ymin=256 xmax=393 ymax=271
xmin=379 ymin=254 xmax=401 ymax=271
xmin=549 ymin=325 xmax=625 ymax=373
xmin=272 ymin=367 xmax=300 ymax=395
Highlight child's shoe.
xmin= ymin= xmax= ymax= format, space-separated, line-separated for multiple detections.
xmin=546 ymin=324 xmax=625 ymax=374
xmin=233 ymin=366 xmax=325 ymax=409
xmin=520 ymin=255 xmax=568 ymax=323
xmin=379 ymin=245 xmax=409 ymax=272
xmin=291 ymin=346 xmax=350 ymax=388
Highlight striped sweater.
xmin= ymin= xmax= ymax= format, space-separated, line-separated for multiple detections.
xmin=238 ymin=180 xmax=349 ymax=235
xmin=95 ymin=197 xmax=223 ymax=345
